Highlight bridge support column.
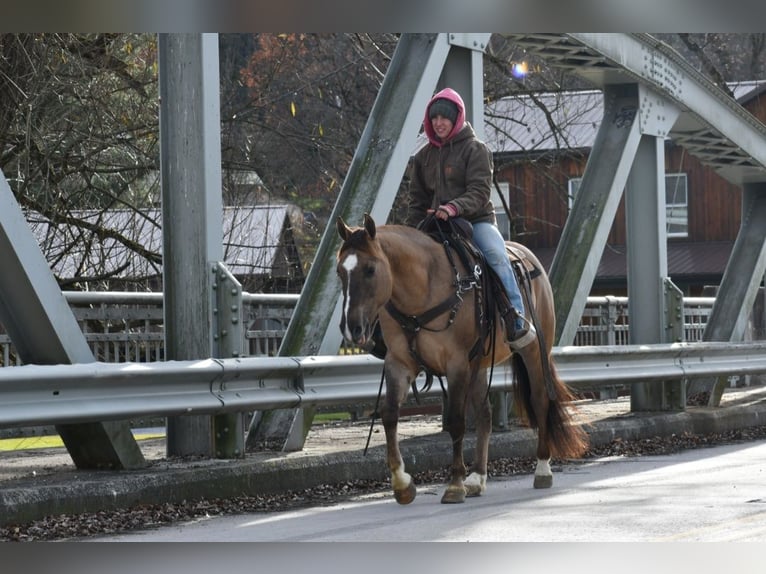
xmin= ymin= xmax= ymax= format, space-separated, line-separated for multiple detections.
xmin=625 ymin=92 xmax=684 ymax=411
xmin=160 ymin=33 xmax=228 ymax=457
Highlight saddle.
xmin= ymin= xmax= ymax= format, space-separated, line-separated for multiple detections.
xmin=417 ymin=216 xmax=541 ymax=337
xmin=367 ymin=215 xmax=541 ymax=366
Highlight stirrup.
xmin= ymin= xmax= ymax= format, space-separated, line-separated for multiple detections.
xmin=509 ymin=322 xmax=537 ymax=351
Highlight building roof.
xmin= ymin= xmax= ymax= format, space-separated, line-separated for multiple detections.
xmin=484 ymin=81 xmax=766 ymax=154
xmin=25 ymin=205 xmax=301 ymax=281
xmin=485 ymin=90 xmax=603 ymax=153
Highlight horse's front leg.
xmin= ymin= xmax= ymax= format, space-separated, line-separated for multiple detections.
xmin=382 ymin=362 xmax=417 ymax=504
xmin=465 ymin=368 xmax=491 ymax=497
xmin=441 ymin=367 xmax=473 ymax=504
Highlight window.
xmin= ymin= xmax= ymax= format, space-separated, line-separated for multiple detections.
xmin=492 ymin=181 xmax=511 ymax=239
xmin=567 ymin=173 xmax=688 ymax=237
xmin=567 ymin=178 xmax=581 ymax=210
xmin=665 ymin=173 xmax=688 ymax=238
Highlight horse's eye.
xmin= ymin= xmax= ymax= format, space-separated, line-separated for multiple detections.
xmin=363 ymin=265 xmax=375 ymax=278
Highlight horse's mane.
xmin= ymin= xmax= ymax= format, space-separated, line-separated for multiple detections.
xmin=340 ymin=223 xmax=438 ymax=256
xmin=376 ymin=224 xmax=441 ymax=250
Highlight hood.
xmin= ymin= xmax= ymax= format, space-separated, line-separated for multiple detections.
xmin=423 ymin=87 xmax=466 ymax=147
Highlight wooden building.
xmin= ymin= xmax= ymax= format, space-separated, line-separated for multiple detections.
xmin=25 ymin=204 xmax=306 ymax=294
xmin=486 ymin=82 xmax=766 ymax=296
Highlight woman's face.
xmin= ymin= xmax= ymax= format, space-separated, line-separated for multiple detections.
xmin=431 ymin=114 xmax=454 ymax=141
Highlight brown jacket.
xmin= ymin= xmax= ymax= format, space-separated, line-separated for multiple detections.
xmin=405 ymin=120 xmax=496 ymax=227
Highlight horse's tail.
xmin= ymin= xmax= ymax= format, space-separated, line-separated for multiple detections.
xmin=512 ymin=353 xmax=590 ymax=459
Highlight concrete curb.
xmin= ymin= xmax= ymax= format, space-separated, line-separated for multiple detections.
xmin=2 ymin=400 xmax=766 ymax=527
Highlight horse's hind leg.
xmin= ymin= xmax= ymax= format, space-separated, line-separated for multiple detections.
xmin=465 ymin=368 xmax=491 ymax=497
xmin=530 ymin=365 xmax=553 ymax=489
xmin=514 ymin=352 xmax=554 ymax=489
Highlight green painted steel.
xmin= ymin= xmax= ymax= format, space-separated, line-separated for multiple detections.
xmin=690 ymin=184 xmax=766 ymax=406
xmin=0 ymin=171 xmax=145 ymax=470
xmin=550 ymin=85 xmax=643 ymax=345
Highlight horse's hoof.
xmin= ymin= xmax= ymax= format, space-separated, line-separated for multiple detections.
xmin=533 ymin=475 xmax=553 ymax=489
xmin=464 ymin=472 xmax=486 ymax=497
xmin=441 ymin=485 xmax=466 ymax=504
xmin=394 ymin=481 xmax=417 ymax=505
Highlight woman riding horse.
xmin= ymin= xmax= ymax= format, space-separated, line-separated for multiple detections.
xmin=334 ymin=88 xmax=588 ymax=505
xmin=406 ymin=87 xmax=535 ymax=350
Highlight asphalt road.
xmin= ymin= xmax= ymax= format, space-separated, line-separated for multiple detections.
xmin=90 ymin=438 xmax=766 ymax=542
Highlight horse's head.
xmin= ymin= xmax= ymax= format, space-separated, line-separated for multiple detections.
xmin=336 ymin=214 xmax=393 ymax=348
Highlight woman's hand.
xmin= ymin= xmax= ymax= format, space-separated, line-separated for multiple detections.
xmin=428 ymin=204 xmax=457 ymax=221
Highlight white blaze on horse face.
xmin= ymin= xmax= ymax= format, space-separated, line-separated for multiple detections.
xmin=341 ymin=253 xmax=359 ymax=341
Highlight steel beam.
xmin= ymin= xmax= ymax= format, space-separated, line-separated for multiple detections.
xmin=625 ymin=90 xmax=684 ymax=411
xmin=688 ymin=182 xmax=766 ymax=406
xmin=550 ymin=84 xmax=643 ymax=345
xmin=159 ymin=33 xmax=225 ymax=457
xmin=0 ymin=171 xmax=145 ymax=469
xmin=568 ymin=33 xmax=766 ymax=185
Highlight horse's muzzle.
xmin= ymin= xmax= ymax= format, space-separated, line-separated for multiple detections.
xmin=340 ymin=316 xmax=372 ymax=348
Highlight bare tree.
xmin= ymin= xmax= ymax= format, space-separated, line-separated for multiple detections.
xmin=0 ymin=33 xmax=161 ymax=289
xmin=2 ymin=33 xmax=761 ymax=291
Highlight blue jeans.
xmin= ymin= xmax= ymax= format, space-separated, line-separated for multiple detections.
xmin=472 ymin=221 xmax=525 ymax=331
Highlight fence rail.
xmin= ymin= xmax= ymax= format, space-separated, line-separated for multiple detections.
xmin=0 ymin=292 xmax=720 ymax=366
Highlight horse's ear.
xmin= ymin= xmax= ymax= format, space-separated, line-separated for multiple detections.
xmin=337 ymin=216 xmax=352 ymax=241
xmin=363 ymin=213 xmax=376 ymax=239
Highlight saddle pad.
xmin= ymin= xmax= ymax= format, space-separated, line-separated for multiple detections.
xmin=507 ymin=244 xmax=542 ymax=280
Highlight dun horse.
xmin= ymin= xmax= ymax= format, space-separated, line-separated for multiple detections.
xmin=336 ymin=214 xmax=588 ymax=504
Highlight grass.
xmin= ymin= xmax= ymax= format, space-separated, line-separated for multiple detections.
xmin=1 ymin=413 xmax=357 ymax=452
xmin=312 ymin=411 xmax=353 ymax=424
xmin=0 ymin=431 xmax=165 ymax=452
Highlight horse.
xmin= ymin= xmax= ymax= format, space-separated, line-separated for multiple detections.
xmin=335 ymin=213 xmax=588 ymax=504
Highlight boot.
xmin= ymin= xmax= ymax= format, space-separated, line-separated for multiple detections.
xmin=501 ymin=308 xmax=518 ymax=341
xmin=509 ymin=322 xmax=537 ymax=351
xmin=502 ymin=309 xmax=537 ymax=350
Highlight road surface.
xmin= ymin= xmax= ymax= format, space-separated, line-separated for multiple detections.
xmin=91 ymin=439 xmax=766 ymax=542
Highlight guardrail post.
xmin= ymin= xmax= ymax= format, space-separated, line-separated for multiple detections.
xmin=212 ymin=262 xmax=245 ymax=458
xmin=604 ymin=297 xmax=619 ymax=346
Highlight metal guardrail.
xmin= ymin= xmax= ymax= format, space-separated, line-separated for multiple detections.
xmin=555 ymin=341 xmax=766 ymax=388
xmin=2 ymin=341 xmax=766 ymax=428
